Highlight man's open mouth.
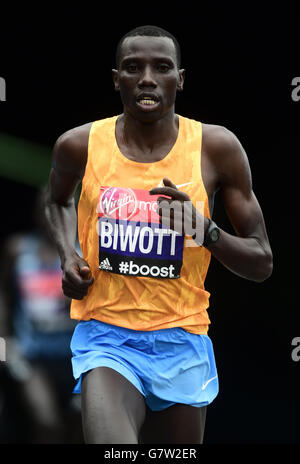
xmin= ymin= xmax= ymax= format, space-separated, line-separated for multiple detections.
xmin=136 ymin=94 xmax=160 ymax=107
xmin=139 ymin=98 xmax=156 ymax=105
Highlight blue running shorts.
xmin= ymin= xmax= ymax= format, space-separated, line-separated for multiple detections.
xmin=70 ymin=319 xmax=219 ymax=411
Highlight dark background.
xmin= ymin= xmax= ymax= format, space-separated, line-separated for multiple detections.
xmin=0 ymin=2 xmax=299 ymax=443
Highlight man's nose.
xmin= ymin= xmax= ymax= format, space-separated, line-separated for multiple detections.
xmin=138 ymin=66 xmax=157 ymax=87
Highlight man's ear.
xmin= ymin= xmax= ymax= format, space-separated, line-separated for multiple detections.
xmin=112 ymin=69 xmax=120 ymax=91
xmin=177 ymin=69 xmax=185 ymax=92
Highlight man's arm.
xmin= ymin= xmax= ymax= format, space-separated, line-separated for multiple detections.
xmin=44 ymin=123 xmax=94 ymax=299
xmin=202 ymin=126 xmax=273 ymax=282
xmin=150 ymin=126 xmax=273 ymax=283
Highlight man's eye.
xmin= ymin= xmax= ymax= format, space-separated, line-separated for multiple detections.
xmin=157 ymin=64 xmax=170 ymax=72
xmin=127 ymin=64 xmax=138 ymax=72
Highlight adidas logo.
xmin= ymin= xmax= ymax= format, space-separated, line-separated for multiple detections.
xmin=99 ymin=257 xmax=113 ymax=271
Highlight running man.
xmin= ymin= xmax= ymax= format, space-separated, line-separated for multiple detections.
xmin=44 ymin=25 xmax=273 ymax=444
xmin=0 ymin=191 xmax=81 ymax=443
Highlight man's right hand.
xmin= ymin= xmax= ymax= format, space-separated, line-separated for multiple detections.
xmin=62 ymin=253 xmax=94 ymax=300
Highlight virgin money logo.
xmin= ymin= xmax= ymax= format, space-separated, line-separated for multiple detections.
xmin=100 ymin=187 xmax=137 ymax=220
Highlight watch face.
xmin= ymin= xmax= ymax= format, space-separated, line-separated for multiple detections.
xmin=211 ymin=229 xmax=219 ymax=242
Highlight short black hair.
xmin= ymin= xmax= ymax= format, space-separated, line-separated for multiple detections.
xmin=115 ymin=25 xmax=181 ymax=69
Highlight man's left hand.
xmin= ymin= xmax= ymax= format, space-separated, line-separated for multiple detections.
xmin=149 ymin=177 xmax=206 ymax=238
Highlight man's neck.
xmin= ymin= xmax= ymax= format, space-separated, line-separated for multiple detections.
xmin=117 ymin=109 xmax=179 ymax=161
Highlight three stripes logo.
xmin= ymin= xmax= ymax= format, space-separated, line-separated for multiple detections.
xmin=99 ymin=257 xmax=113 ymax=271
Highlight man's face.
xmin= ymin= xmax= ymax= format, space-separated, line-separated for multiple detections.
xmin=112 ymin=36 xmax=185 ymax=123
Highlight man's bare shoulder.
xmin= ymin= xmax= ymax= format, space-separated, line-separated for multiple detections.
xmin=53 ymin=122 xmax=93 ymax=175
xmin=202 ymin=122 xmax=251 ymax=186
xmin=55 ymin=122 xmax=93 ymax=154
xmin=202 ymin=123 xmax=242 ymax=156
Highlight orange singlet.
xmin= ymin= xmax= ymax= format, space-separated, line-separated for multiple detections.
xmin=70 ymin=114 xmax=212 ymax=334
